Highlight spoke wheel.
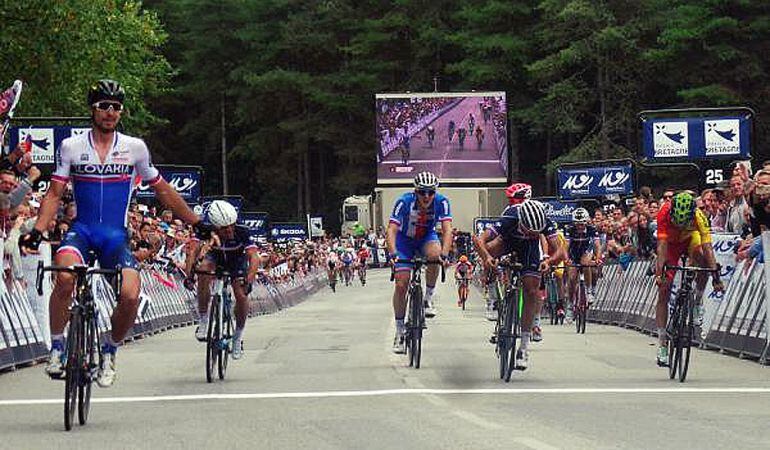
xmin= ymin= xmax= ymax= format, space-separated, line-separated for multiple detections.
xmin=64 ymin=312 xmax=81 ymax=431
xmin=679 ymin=296 xmax=694 ymax=382
xmin=218 ymin=299 xmax=231 ymax=380
xmin=408 ymin=285 xmax=423 ymax=369
xmin=78 ymin=313 xmax=97 ymax=426
xmin=206 ymin=296 xmax=220 ymax=383
xmin=668 ymin=301 xmax=682 ymax=380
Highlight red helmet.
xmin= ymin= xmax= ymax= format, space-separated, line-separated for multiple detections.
xmin=505 ymin=183 xmax=532 ymax=205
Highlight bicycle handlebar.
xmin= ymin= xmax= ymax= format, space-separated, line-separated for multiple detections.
xmin=389 ymin=258 xmax=446 ymax=283
xmin=36 ymin=261 xmax=123 ymax=297
xmin=663 ymin=264 xmax=720 ymax=274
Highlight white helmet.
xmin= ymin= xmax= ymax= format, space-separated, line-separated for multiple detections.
xmin=518 ymin=200 xmax=547 ymax=233
xmin=207 ymin=200 xmax=238 ymax=227
xmin=572 ymin=207 xmax=590 ymax=224
xmin=414 ymin=171 xmax=439 ymax=190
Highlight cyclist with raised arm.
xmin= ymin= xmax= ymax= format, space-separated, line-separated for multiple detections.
xmin=454 ymin=254 xmax=473 ymax=307
xmin=564 ymin=207 xmax=601 ymax=305
xmin=654 ymin=192 xmax=724 ymax=366
xmin=185 ymin=200 xmax=259 ymax=360
xmin=20 ymin=80 xmax=209 ymax=387
xmin=388 ymin=171 xmax=452 ymax=354
xmin=474 ymin=200 xmax=566 ymax=370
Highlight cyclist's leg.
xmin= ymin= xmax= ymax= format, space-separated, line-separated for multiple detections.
xmin=580 ymin=252 xmax=594 ymax=302
xmin=45 ymin=229 xmax=88 ymax=376
xmin=421 ymin=238 xmax=441 ymax=314
xmin=655 ymin=241 xmax=683 ymax=363
xmin=689 ymin=236 xmax=708 ymax=324
xmin=392 ymin=238 xmax=414 ymax=352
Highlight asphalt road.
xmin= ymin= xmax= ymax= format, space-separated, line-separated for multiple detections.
xmin=378 ymin=97 xmax=507 ymax=181
xmin=1 ymin=268 xmax=769 ymax=449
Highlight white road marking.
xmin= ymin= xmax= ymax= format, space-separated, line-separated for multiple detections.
xmin=2 ymin=387 xmax=770 ymax=406
xmin=513 ymin=437 xmax=561 ymax=450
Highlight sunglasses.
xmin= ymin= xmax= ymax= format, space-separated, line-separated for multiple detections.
xmin=416 ymin=189 xmax=435 ymax=197
xmin=663 ymin=195 xmax=673 ymax=199
xmin=92 ymin=101 xmax=124 ymax=112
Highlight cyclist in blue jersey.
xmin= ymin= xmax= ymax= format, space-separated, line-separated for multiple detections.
xmin=185 ymin=200 xmax=259 ymax=359
xmin=474 ymin=200 xmax=566 ymax=369
xmin=387 ymin=171 xmax=452 ymax=354
xmin=564 ymin=207 xmax=601 ymax=305
xmin=20 ymin=80 xmax=210 ymax=387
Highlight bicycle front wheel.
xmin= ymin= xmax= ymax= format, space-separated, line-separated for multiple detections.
xmin=408 ymin=285 xmax=423 ymax=368
xmin=218 ymin=298 xmax=232 ymax=380
xmin=679 ymin=295 xmax=694 ymax=382
xmin=64 ymin=311 xmax=81 ymax=431
xmin=78 ymin=312 xmax=98 ymax=425
xmin=668 ymin=300 xmax=683 ymax=380
xmin=206 ymin=295 xmax=221 ymax=383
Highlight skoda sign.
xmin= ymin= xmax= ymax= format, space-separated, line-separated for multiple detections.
xmin=270 ymin=223 xmax=307 ymax=241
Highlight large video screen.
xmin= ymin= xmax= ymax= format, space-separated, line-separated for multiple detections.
xmin=376 ymin=92 xmax=508 ymax=185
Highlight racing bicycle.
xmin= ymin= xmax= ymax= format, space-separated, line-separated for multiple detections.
xmin=37 ymin=261 xmax=122 ymax=431
xmin=195 ymin=268 xmax=241 ymax=383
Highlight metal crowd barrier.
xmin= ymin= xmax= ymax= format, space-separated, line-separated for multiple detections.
xmin=0 ymin=260 xmax=327 ymax=372
xmin=589 ymin=232 xmax=770 ymax=364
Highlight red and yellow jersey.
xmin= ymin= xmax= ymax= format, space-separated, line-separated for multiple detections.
xmin=657 ymin=201 xmax=711 ymax=249
xmin=456 ymin=261 xmax=473 ymax=276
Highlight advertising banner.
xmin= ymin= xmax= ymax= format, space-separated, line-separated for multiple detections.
xmin=9 ymin=125 xmax=90 ymax=165
xmin=540 ymin=198 xmax=578 ymax=223
xmin=309 ymin=216 xmax=325 ymax=237
xmin=270 ymin=222 xmax=307 ymax=241
xmin=557 ymin=162 xmax=634 ymax=199
xmin=642 ymin=116 xmax=751 ymax=160
xmin=473 ymin=217 xmax=502 ymax=236
xmin=240 ymin=211 xmax=269 ymax=242
xmin=136 ymin=165 xmax=202 ymax=204
xmin=701 ymin=233 xmax=741 ymax=334
xmin=376 ymin=92 xmax=508 ymax=185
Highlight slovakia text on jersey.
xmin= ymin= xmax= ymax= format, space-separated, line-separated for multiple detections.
xmin=51 ymin=131 xmax=161 ymax=228
xmin=389 ymin=192 xmax=452 ymax=240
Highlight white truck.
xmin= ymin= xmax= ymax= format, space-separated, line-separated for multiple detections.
xmin=340 ymin=187 xmax=506 ymax=235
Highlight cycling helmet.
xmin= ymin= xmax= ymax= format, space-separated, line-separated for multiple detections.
xmin=88 ymin=79 xmax=125 ymax=105
xmin=572 ymin=207 xmax=590 ymax=224
xmin=459 ymin=255 xmax=468 ymax=263
xmin=518 ymin=200 xmax=547 ymax=233
xmin=505 ymin=183 xmax=532 ymax=205
xmin=670 ymin=192 xmax=695 ymax=226
xmin=206 ymin=200 xmax=238 ymax=227
xmin=414 ymin=171 xmax=439 ymax=190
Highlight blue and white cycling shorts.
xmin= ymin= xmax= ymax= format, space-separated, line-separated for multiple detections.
xmin=394 ymin=231 xmax=440 ymax=272
xmin=57 ymin=222 xmax=139 ymax=270
xmin=498 ymin=235 xmax=542 ymax=278
xmin=568 ymin=241 xmax=595 ymax=262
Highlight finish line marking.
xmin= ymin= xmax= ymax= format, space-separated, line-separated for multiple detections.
xmin=2 ymin=387 xmax=770 ymax=406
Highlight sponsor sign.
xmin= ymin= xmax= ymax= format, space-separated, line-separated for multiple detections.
xmin=557 ymin=162 xmax=634 ymax=199
xmin=270 ymin=222 xmax=307 ymax=241
xmin=9 ymin=125 xmax=90 ymax=165
xmin=473 ymin=217 xmax=502 ymax=236
xmin=642 ymin=115 xmax=751 ymax=160
xmin=309 ymin=216 xmax=325 ymax=237
xmin=239 ymin=211 xmax=269 ymax=242
xmin=701 ymin=233 xmax=741 ymax=334
xmin=540 ymin=199 xmax=577 ymax=223
xmin=136 ymin=165 xmax=202 ymax=204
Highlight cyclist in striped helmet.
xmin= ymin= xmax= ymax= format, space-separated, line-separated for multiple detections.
xmin=474 ymin=198 xmax=566 ymax=370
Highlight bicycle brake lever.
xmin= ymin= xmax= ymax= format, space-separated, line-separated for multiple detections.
xmin=36 ymin=260 xmax=44 ymax=296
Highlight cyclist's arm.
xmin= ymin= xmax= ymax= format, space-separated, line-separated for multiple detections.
xmin=245 ymin=247 xmax=260 ymax=283
xmin=544 ymin=234 xmax=566 ymax=265
xmin=152 ymin=179 xmax=200 ymax=225
xmin=593 ymin=237 xmax=601 ymax=261
xmin=655 ymin=240 xmax=668 ymax=278
xmin=440 ymin=219 xmax=453 ymax=258
xmin=184 ymin=239 xmax=203 ymax=277
xmin=386 ymin=222 xmax=398 ymax=258
xmin=32 ymin=180 xmax=65 ymax=233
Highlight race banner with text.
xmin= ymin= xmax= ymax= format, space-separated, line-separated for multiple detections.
xmin=240 ymin=211 xmax=269 ymax=243
xmin=540 ymin=198 xmax=578 ymax=223
xmin=9 ymin=125 xmax=90 ymax=165
xmin=136 ymin=165 xmax=203 ymax=204
xmin=270 ymin=222 xmax=308 ymax=241
xmin=556 ymin=162 xmax=634 ymax=200
xmin=700 ymin=233 xmax=741 ymax=334
xmin=642 ymin=116 xmax=751 ymax=160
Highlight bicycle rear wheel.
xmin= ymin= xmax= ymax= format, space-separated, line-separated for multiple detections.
xmin=206 ymin=295 xmax=220 ymax=383
xmin=679 ymin=295 xmax=694 ymax=382
xmin=64 ymin=311 xmax=81 ymax=431
xmin=78 ymin=312 xmax=98 ymax=425
xmin=218 ymin=299 xmax=232 ymax=380
xmin=506 ymin=291 xmax=520 ymax=382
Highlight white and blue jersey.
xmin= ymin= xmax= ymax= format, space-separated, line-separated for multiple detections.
xmin=389 ymin=192 xmax=451 ymax=269
xmin=54 ymin=131 xmax=162 ymax=269
xmin=564 ymin=224 xmax=598 ymax=260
